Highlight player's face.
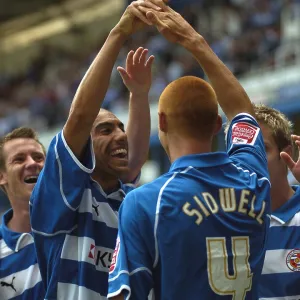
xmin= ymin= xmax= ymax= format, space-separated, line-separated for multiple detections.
xmin=0 ymin=138 xmax=45 ymax=203
xmin=260 ymin=123 xmax=286 ymax=186
xmin=91 ymin=111 xmax=129 ymax=178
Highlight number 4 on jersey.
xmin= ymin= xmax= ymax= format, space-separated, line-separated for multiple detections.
xmin=206 ymin=237 xmax=253 ymax=300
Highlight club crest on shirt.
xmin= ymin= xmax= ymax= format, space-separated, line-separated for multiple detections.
xmin=231 ymin=122 xmax=260 ymax=145
xmin=109 ymin=236 xmax=120 ymax=273
xmin=286 ymin=249 xmax=300 ymax=271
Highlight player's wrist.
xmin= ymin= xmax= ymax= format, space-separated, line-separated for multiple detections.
xmin=184 ymin=33 xmax=206 ymax=54
xmin=110 ymin=26 xmax=131 ymax=40
xmin=130 ymin=90 xmax=149 ymax=99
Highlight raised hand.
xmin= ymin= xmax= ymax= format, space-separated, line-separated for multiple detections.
xmin=115 ymin=0 xmax=162 ymax=37
xmin=136 ymin=0 xmax=200 ymax=50
xmin=117 ymin=47 xmax=155 ymax=95
xmin=280 ymin=135 xmax=300 ymax=182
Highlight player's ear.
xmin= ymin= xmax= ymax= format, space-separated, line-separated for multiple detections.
xmin=213 ymin=114 xmax=222 ymax=135
xmin=158 ymin=112 xmax=168 ymax=133
xmin=0 ymin=171 xmax=7 ymax=186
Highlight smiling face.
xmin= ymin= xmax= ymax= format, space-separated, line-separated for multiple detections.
xmin=0 ymin=138 xmax=45 ymax=203
xmin=91 ymin=110 xmax=129 ymax=179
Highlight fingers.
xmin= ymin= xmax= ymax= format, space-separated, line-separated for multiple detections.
xmin=292 ymin=135 xmax=300 ymax=142
xmin=130 ymin=2 xmax=153 ymax=25
xmin=144 ymin=0 xmax=168 ymax=10
xmin=117 ymin=67 xmax=131 ymax=84
xmin=139 ymin=49 xmax=149 ymax=65
xmin=280 ymin=151 xmax=296 ymax=171
xmin=145 ymin=55 xmax=155 ymax=68
xmin=126 ymin=50 xmax=134 ymax=73
xmin=145 ymin=10 xmax=165 ymax=29
xmin=135 ymin=0 xmax=162 ymax=11
xmin=133 ymin=47 xmax=145 ymax=65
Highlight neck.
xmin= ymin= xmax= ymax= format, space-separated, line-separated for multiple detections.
xmin=167 ymin=135 xmax=212 ymax=163
xmin=271 ymin=178 xmax=295 ymax=211
xmin=7 ymin=201 xmax=31 ymax=233
xmin=92 ymin=171 xmax=119 ymax=194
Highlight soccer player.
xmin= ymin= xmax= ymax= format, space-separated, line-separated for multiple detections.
xmin=249 ymin=105 xmax=300 ymax=299
xmin=29 ymin=1 xmax=158 ymax=299
xmin=108 ymin=2 xmax=271 ymax=300
xmin=0 ymin=128 xmax=46 ymax=299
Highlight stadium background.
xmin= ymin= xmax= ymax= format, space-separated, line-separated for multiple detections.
xmin=0 ymin=0 xmax=300 ymax=217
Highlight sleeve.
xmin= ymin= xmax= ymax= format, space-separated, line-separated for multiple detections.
xmin=30 ymin=130 xmax=95 ymax=234
xmin=226 ymin=113 xmax=268 ymax=178
xmin=108 ymin=193 xmax=153 ymax=300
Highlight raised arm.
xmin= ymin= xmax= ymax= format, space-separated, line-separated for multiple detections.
xmin=117 ymin=47 xmax=155 ymax=183
xmin=63 ymin=1 xmax=159 ymax=160
xmin=137 ymin=0 xmax=254 ymax=121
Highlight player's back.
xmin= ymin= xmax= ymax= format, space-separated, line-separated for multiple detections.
xmin=108 ymin=114 xmax=271 ymax=300
xmin=153 ymin=152 xmax=270 ymax=300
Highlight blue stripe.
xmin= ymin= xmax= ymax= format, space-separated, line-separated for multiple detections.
xmin=260 ymin=272 xmax=300 ymax=298
xmin=0 ymin=244 xmax=37 ymax=278
xmin=11 ymin=282 xmax=45 ymax=300
xmin=267 ymin=226 xmax=300 ymax=250
xmin=73 ymin=215 xmax=118 ymax=249
xmin=58 ymin=259 xmax=109 ymax=296
xmin=93 ymin=189 xmax=123 ymax=211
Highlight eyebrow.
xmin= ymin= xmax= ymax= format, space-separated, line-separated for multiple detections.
xmin=10 ymin=151 xmax=45 ymax=159
xmin=95 ymin=121 xmax=125 ymax=130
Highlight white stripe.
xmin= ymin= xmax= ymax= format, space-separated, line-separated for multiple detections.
xmin=0 ymin=264 xmax=42 ymax=299
xmin=54 ymin=134 xmax=77 ymax=211
xmin=129 ymin=267 xmax=152 ymax=276
xmin=0 ymin=239 xmax=14 ymax=259
xmin=31 ymin=225 xmax=77 ymax=237
xmin=61 ymin=130 xmax=95 ymax=174
xmin=231 ymin=163 xmax=271 ymax=186
xmin=61 ymin=235 xmax=113 ymax=272
xmin=57 ymin=282 xmax=107 ymax=300
xmin=153 ymin=172 xmax=178 ymax=268
xmin=259 ymin=296 xmax=300 ymax=300
xmin=78 ymin=190 xmax=118 ymax=228
xmin=0 ymin=235 xmax=33 ymax=258
xmin=108 ymin=270 xmax=129 ymax=282
xmin=108 ymin=267 xmax=152 ymax=283
xmin=235 ymin=113 xmax=257 ymax=121
xmin=153 ymin=166 xmax=192 ymax=268
xmin=107 ymin=284 xmax=131 ymax=300
xmin=270 ymin=211 xmax=300 ymax=227
xmin=262 ymin=249 xmax=294 ymax=274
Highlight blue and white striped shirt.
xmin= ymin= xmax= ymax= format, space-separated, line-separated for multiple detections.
xmin=30 ymin=131 xmax=135 ymax=299
xmin=259 ymin=186 xmax=300 ymax=299
xmin=0 ymin=210 xmax=45 ymax=299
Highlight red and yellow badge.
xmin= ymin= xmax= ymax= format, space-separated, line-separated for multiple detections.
xmin=231 ymin=122 xmax=260 ymax=145
xmin=286 ymin=249 xmax=300 ymax=272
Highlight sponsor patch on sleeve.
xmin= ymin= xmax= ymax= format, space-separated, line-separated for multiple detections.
xmin=231 ymin=122 xmax=260 ymax=145
xmin=109 ymin=236 xmax=120 ymax=273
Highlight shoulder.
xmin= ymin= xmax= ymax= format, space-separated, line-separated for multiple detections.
xmin=123 ymin=173 xmax=175 ymax=205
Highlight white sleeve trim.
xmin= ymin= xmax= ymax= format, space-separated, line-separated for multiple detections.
xmin=109 ymin=267 xmax=152 ymax=283
xmin=61 ymin=129 xmax=95 ymax=174
xmin=55 ymin=135 xmax=77 ymax=211
xmin=31 ymin=225 xmax=78 ymax=237
xmin=234 ymin=112 xmax=256 ymax=121
xmin=107 ymin=284 xmax=131 ymax=300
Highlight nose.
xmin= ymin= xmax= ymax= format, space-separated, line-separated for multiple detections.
xmin=115 ymin=128 xmax=127 ymax=143
xmin=25 ymin=156 xmax=42 ymax=171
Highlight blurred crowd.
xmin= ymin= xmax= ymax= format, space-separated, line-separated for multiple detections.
xmin=0 ymin=0 xmax=298 ymax=135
